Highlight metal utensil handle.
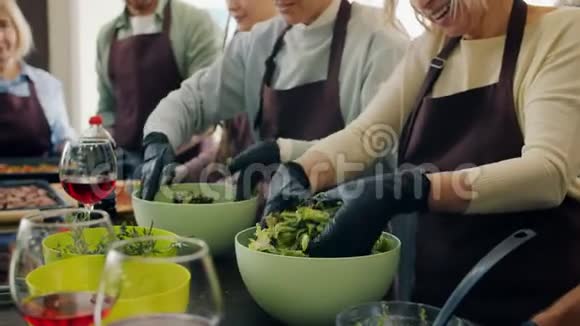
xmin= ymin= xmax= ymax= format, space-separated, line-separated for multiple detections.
xmin=433 ymin=229 xmax=536 ymax=326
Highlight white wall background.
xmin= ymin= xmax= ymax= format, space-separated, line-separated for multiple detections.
xmin=47 ymin=0 xmax=556 ymax=132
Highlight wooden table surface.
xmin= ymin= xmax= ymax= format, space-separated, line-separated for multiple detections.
xmin=51 ymin=180 xmax=136 ymax=214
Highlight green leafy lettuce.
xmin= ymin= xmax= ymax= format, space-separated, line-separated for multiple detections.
xmin=249 ymin=196 xmax=392 ymax=257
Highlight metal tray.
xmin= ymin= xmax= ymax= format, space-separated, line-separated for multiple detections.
xmin=0 ymin=157 xmax=60 ymax=183
xmin=0 ymin=179 xmax=69 ymax=212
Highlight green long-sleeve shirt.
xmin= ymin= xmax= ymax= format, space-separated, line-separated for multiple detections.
xmin=96 ymin=0 xmax=222 ymax=128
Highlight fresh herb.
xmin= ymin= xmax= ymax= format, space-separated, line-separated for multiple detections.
xmin=56 ymin=221 xmax=173 ymax=257
xmin=249 ymin=195 xmax=392 ymax=257
xmin=172 ymin=191 xmax=215 ymax=204
xmin=58 ymin=211 xmax=92 ymax=257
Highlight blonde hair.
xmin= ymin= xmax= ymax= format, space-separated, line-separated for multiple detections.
xmin=384 ymin=0 xmax=488 ymax=32
xmin=0 ymin=0 xmax=34 ymax=59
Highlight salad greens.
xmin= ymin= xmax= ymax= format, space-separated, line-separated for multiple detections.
xmin=172 ymin=191 xmax=215 ymax=204
xmin=56 ymin=221 xmax=160 ymax=257
xmin=352 ymin=305 xmax=429 ymax=326
xmin=249 ymin=196 xmax=392 ymax=257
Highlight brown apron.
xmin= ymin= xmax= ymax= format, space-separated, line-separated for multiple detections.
xmin=108 ymin=0 xmax=182 ymax=151
xmin=0 ymin=78 xmax=51 ymax=157
xmin=255 ymin=0 xmax=350 ymax=140
xmin=399 ymin=0 xmax=580 ymax=324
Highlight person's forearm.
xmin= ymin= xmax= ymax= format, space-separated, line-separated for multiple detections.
xmin=426 ymin=172 xmax=473 ymax=213
xmin=277 ymin=139 xmax=317 ymax=162
xmin=297 ymin=151 xmax=340 ymax=192
xmin=143 ymin=75 xmax=216 ymax=152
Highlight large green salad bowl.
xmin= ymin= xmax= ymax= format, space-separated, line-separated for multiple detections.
xmin=133 ymin=183 xmax=258 ymax=256
xmin=235 ymin=227 xmax=401 ymax=326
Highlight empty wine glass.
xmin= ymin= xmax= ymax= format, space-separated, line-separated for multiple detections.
xmin=94 ymin=236 xmax=223 ymax=326
xmin=9 ymin=209 xmax=116 ymax=326
xmin=60 ymin=139 xmax=117 ymax=212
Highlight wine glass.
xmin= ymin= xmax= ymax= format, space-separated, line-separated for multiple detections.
xmin=60 ymin=139 xmax=117 ymax=212
xmin=94 ymin=236 xmax=223 ymax=326
xmin=9 ymin=209 xmax=116 ymax=326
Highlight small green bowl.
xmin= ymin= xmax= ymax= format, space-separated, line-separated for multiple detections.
xmin=26 ymin=255 xmax=190 ymax=325
xmin=42 ymin=226 xmax=178 ymax=263
xmin=235 ymin=227 xmax=401 ymax=326
xmin=132 ymin=183 xmax=258 ymax=256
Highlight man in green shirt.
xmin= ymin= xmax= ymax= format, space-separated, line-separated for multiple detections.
xmin=96 ymin=0 xmax=222 ymax=178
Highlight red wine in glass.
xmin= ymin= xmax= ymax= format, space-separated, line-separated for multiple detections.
xmin=108 ymin=314 xmax=213 ymax=326
xmin=61 ymin=177 xmax=116 ymax=206
xmin=21 ymin=292 xmax=114 ymax=326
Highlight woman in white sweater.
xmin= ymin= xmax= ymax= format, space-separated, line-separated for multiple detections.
xmin=260 ymin=0 xmax=580 ymax=324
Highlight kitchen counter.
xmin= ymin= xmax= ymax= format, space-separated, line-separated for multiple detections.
xmin=0 ymin=252 xmax=286 ymax=326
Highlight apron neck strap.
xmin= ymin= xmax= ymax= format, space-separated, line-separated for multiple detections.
xmin=499 ymin=0 xmax=527 ymax=84
xmin=397 ymin=36 xmax=460 ymax=160
xmin=161 ymin=0 xmax=173 ymax=34
xmin=326 ymin=0 xmax=352 ymax=83
xmin=262 ymin=25 xmax=293 ymax=87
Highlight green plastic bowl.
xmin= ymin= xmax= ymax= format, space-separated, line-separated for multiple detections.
xmin=235 ymin=227 xmax=401 ymax=326
xmin=132 ymin=183 xmax=258 ymax=256
xmin=42 ymin=226 xmax=178 ymax=263
xmin=26 ymin=255 xmax=190 ymax=325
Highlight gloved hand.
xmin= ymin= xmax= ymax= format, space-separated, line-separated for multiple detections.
xmin=159 ymin=163 xmax=189 ymax=186
xmin=262 ymin=161 xmax=311 ymax=219
xmin=308 ymin=169 xmax=431 ymax=258
xmin=228 ymin=140 xmax=281 ymax=201
xmin=139 ymin=132 xmax=176 ymax=201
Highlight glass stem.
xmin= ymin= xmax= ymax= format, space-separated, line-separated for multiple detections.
xmin=84 ymin=204 xmax=94 ymax=221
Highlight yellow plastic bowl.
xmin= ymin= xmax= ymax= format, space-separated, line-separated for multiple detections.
xmin=132 ymin=183 xmax=258 ymax=256
xmin=42 ymin=226 xmax=178 ymax=263
xmin=26 ymin=255 xmax=191 ymax=325
xmin=235 ymin=227 xmax=401 ymax=326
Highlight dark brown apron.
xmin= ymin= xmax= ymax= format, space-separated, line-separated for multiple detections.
xmin=108 ymin=0 xmax=182 ymax=151
xmin=255 ymin=0 xmax=350 ymax=140
xmin=0 ymin=78 xmax=51 ymax=157
xmin=399 ymin=0 xmax=580 ymax=324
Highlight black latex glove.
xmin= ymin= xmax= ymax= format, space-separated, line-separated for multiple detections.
xmin=139 ymin=132 xmax=176 ymax=201
xmin=228 ymin=140 xmax=281 ymax=201
xmin=262 ymin=161 xmax=311 ymax=219
xmin=308 ymin=169 xmax=431 ymax=258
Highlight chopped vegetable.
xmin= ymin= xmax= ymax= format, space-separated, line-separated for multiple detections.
xmin=172 ymin=191 xmax=215 ymax=204
xmin=249 ymin=195 xmax=392 ymax=257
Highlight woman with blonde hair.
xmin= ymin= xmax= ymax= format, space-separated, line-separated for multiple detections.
xmin=260 ymin=0 xmax=580 ymax=324
xmin=0 ymin=0 xmax=74 ymax=157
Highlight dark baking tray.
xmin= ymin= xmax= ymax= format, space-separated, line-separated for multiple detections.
xmin=0 ymin=223 xmax=17 ymax=303
xmin=0 ymin=179 xmax=69 ymax=212
xmin=0 ymin=157 xmax=60 ymax=183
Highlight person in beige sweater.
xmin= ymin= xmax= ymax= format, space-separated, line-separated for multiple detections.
xmin=252 ymin=0 xmax=580 ymax=324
